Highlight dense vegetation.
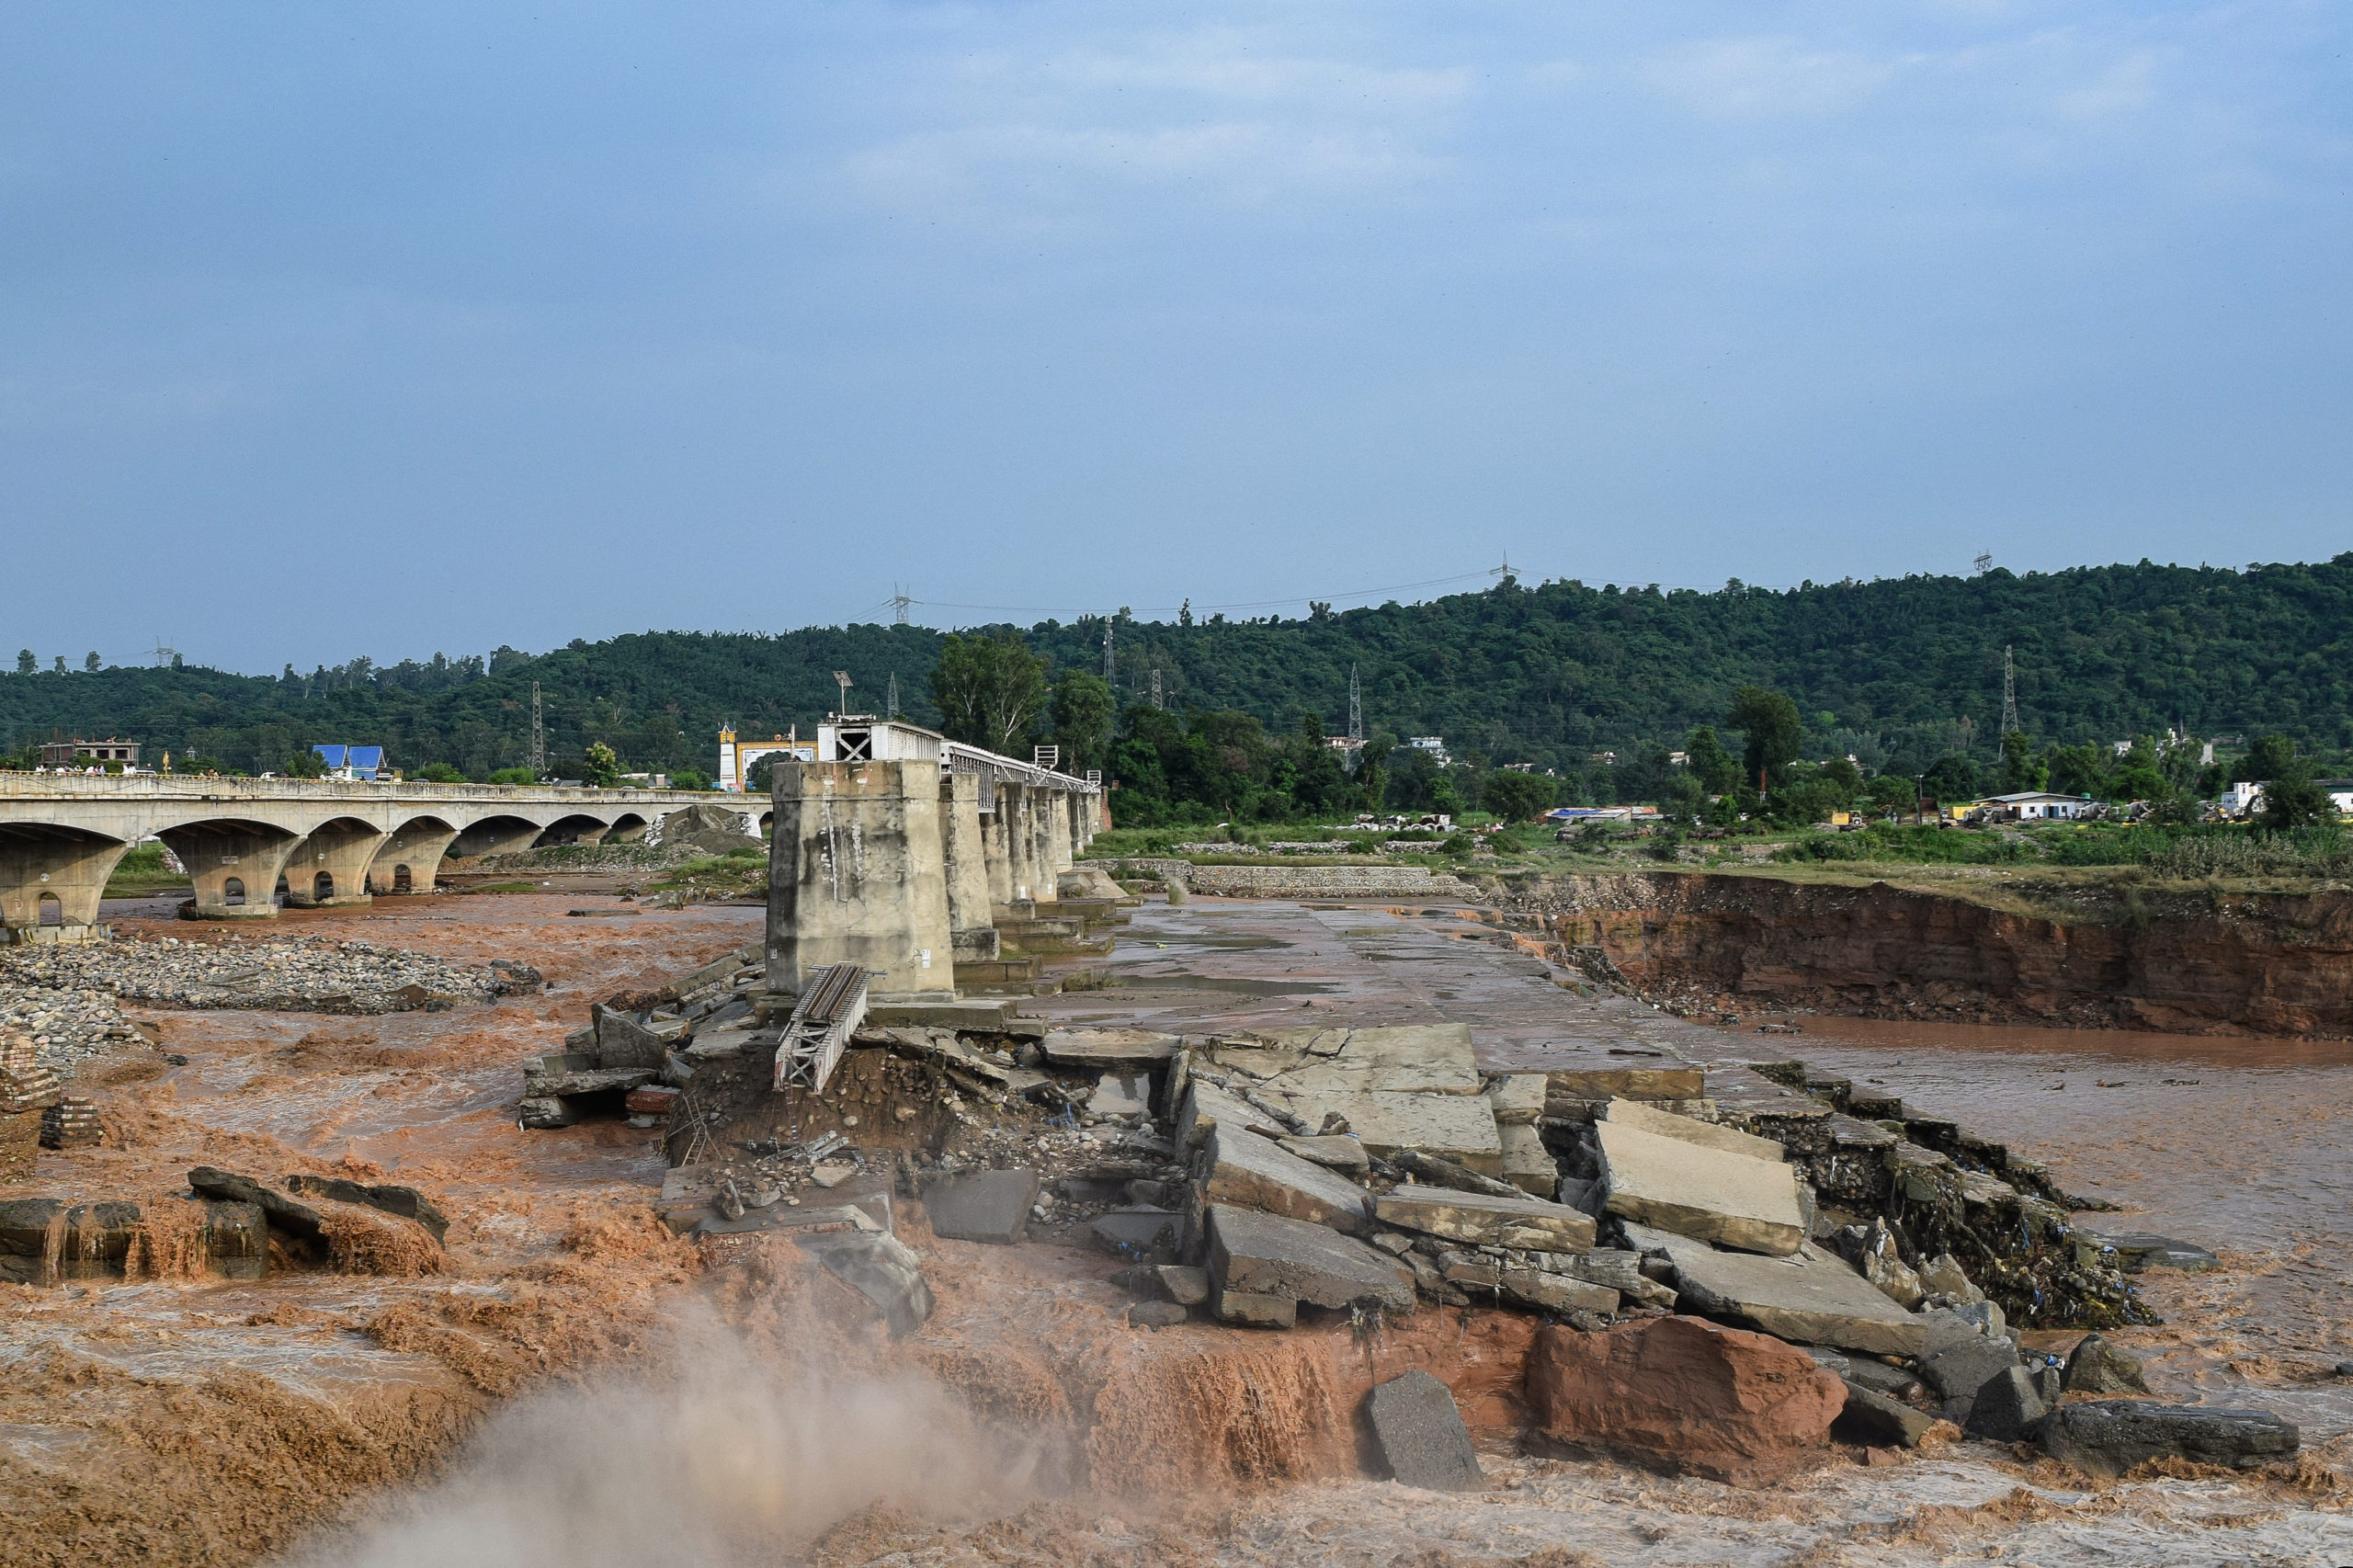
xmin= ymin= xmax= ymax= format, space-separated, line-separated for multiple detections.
xmin=7 ymin=556 xmax=2351 ymax=815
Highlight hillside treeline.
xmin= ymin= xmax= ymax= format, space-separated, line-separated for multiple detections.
xmin=6 ymin=555 xmax=2349 ymax=789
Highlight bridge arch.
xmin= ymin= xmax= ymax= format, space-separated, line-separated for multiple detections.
xmin=280 ymin=815 xmax=381 ymax=909
xmin=158 ymin=819 xmax=301 ymax=920
xmin=368 ymin=814 xmax=461 ymax=896
xmin=449 ymin=814 xmax=549 ymax=862
xmin=604 ymin=812 xmax=650 ymax=844
xmin=0 ymin=824 xmax=132 ymax=939
xmin=534 ymin=812 xmax=613 ymax=848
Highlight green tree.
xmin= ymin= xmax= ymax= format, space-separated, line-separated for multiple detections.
xmin=13 ymin=650 xmax=30 ymax=676
xmin=671 ymin=766 xmax=712 ymax=790
xmin=2257 ymin=762 xmax=2331 ymax=833
xmin=581 ymin=741 xmax=621 ymax=788
xmin=1483 ymin=770 xmax=1558 ymax=821
xmin=1921 ymin=754 xmax=1982 ymax=804
xmin=931 ymin=632 xmax=1049 ymax=756
xmin=487 ymin=766 xmax=536 ymax=785
xmin=1726 ymin=687 xmax=1802 ymax=790
xmin=284 ymin=745 xmax=327 ymax=778
xmin=1049 ymin=670 xmax=1116 ymax=774
xmin=2236 ymin=733 xmax=2299 ymax=782
xmin=1684 ymin=726 xmax=1741 ymax=794
xmin=2041 ymin=743 xmax=2109 ymax=798
xmin=415 ymin=761 xmax=467 ymax=783
xmin=50 ymin=655 xmax=64 ymax=675
xmin=1998 ymin=731 xmax=2046 ymax=792
xmin=2107 ymin=741 xmax=2167 ymax=802
xmin=82 ymin=652 xmax=100 ymax=673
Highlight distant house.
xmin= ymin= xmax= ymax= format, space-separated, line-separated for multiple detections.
xmin=2220 ymin=781 xmax=2264 ymax=816
xmin=1405 ymin=736 xmax=1450 ymax=767
xmin=1978 ymin=791 xmax=2097 ymax=822
xmin=313 ymin=744 xmax=386 ymax=781
xmin=2323 ymin=780 xmax=2353 ymax=815
xmin=42 ymin=737 xmax=139 ymax=767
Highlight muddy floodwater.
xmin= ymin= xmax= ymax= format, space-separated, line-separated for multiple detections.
xmin=6 ymin=890 xmax=2352 ymax=1567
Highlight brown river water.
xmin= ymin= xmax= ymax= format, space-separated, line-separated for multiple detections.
xmin=6 ymin=891 xmax=2352 ymax=1567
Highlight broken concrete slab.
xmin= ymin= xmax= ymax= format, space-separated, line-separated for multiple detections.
xmin=592 ymin=1006 xmax=670 ymax=1070
xmin=1215 ymin=1288 xmax=1296 ymax=1327
xmin=794 ymin=1231 xmax=935 ymax=1337
xmin=1198 ymin=1125 xmax=1372 ymax=1234
xmin=921 ymin=1166 xmax=1040 ymax=1244
xmin=187 ymin=1167 xmax=325 ymax=1244
xmin=1601 ymin=1098 xmax=1787 ymax=1163
xmin=1278 ymin=1134 xmax=1370 ymax=1174
xmin=1266 ymin=1090 xmax=1502 ymax=1174
xmin=1597 ymin=1119 xmax=1806 ymax=1256
xmin=2079 ymin=1230 xmax=2222 ymax=1273
xmin=1962 ymin=1366 xmax=2048 ymax=1442
xmin=1496 ymin=1121 xmax=1557 ymax=1196
xmin=696 ymin=1202 xmax=883 ymax=1239
xmin=523 ymin=1064 xmax=659 ymax=1097
xmin=1215 ymin=1025 xmax=1483 ymax=1097
xmin=517 ymin=1096 xmax=583 ymax=1130
xmin=1545 ymin=1066 xmax=1705 ymax=1100
xmin=1364 ymin=1369 xmax=1484 ymax=1491
xmin=1205 ymin=1204 xmax=1415 ymax=1321
xmin=1112 ymin=1262 xmax=1211 ymax=1306
xmin=1836 ymin=1381 xmax=1936 ymax=1449
xmin=1640 ymin=1229 xmax=1931 ymax=1358
xmin=1041 ymin=1028 xmax=1183 ymax=1067
xmin=2040 ymin=1402 xmax=2298 ymax=1478
xmin=1175 ymin=1078 xmax=1259 ymax=1151
xmin=1483 ymin=1074 xmax=1548 ymax=1125
xmin=1500 ymin=1268 xmax=1618 ymax=1315
xmin=867 ymin=1000 xmax=1017 ymax=1032
xmin=1373 ymin=1186 xmax=1596 ymax=1255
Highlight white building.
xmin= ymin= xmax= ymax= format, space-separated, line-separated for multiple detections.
xmin=1405 ymin=735 xmax=1450 ymax=767
xmin=2220 ymin=780 xmax=2264 ymax=816
xmin=1980 ymin=791 xmax=2097 ymax=822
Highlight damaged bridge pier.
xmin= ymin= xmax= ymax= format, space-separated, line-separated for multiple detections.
xmin=765 ymin=718 xmax=1108 ymax=1003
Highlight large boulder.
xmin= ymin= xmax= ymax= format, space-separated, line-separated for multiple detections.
xmin=2040 ymin=1402 xmax=2298 ymax=1478
xmin=2062 ymin=1333 xmax=2152 ymax=1395
xmin=920 ymin=1167 xmax=1040 ymax=1244
xmin=1526 ymin=1315 xmax=1847 ymax=1483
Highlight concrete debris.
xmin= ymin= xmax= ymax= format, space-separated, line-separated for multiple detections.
xmin=794 ymin=1230 xmax=935 ymax=1337
xmin=1495 ymin=1123 xmax=1556 ymax=1196
xmin=1600 ymin=1097 xmax=1785 ymax=1162
xmin=2061 ymin=1333 xmax=2153 ymax=1395
xmin=40 ymin=1096 xmax=102 ymax=1150
xmin=2040 ymin=1402 xmax=2299 ymax=1478
xmin=1277 ymin=1134 xmax=1370 ymax=1174
xmin=1265 ymin=1090 xmax=1502 ymax=1174
xmin=1205 ymin=1203 xmax=1414 ymax=1324
xmin=1836 ymin=1381 xmax=1937 ymax=1449
xmin=1364 ymin=1369 xmax=1484 ymax=1491
xmin=188 ymin=1165 xmax=327 ymax=1245
xmin=1597 ymin=1115 xmax=1808 ymax=1256
xmin=1210 ymin=1024 xmax=1483 ymax=1098
xmin=1088 ymin=1209 xmax=1182 ymax=1261
xmin=1631 ymin=1223 xmax=1929 ymax=1358
xmin=920 ymin=1166 xmax=1040 ymax=1244
xmin=1527 ymin=1315 xmax=1847 ymax=1483
xmin=1040 ymin=1028 xmax=1183 ymax=1067
xmin=1198 ymin=1125 xmax=1373 ymax=1234
xmin=1962 ymin=1365 xmax=2049 ymax=1441
xmin=1498 ymin=1267 xmax=1619 ymax=1315
xmin=1374 ymin=1186 xmax=1596 ymax=1255
xmin=1128 ymin=1301 xmax=1188 ymax=1327
xmin=1089 ymin=1072 xmax=1152 ymax=1119
xmin=2078 ymin=1230 xmax=2222 ymax=1273
xmin=1920 ymin=1332 xmax=2022 ymax=1426
xmin=1388 ymin=1149 xmax=1526 ymax=1200
xmin=1482 ymin=1074 xmax=1547 ymax=1125
xmin=1915 ymin=1252 xmax=1984 ymax=1304
xmin=283 ymin=1174 xmax=449 ymax=1242
xmin=1112 ymin=1262 xmax=1210 ymax=1305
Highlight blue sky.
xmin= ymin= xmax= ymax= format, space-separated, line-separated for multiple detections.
xmin=4 ymin=3 xmax=2347 ymax=673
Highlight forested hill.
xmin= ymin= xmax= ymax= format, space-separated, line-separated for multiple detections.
xmin=6 ymin=554 xmax=2351 ymax=780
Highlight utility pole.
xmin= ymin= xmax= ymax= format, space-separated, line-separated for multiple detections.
xmin=1150 ymin=668 xmax=1163 ymax=710
xmin=1346 ymin=663 xmax=1363 ymax=773
xmin=833 ymin=670 xmax=853 ymax=715
xmin=2000 ymin=645 xmax=2019 ymax=737
xmin=529 ymin=681 xmax=546 ymax=775
xmin=885 ymin=672 xmax=900 ymax=720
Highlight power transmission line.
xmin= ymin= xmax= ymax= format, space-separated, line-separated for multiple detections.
xmin=1102 ymin=617 xmax=1115 ymax=685
xmin=529 ymin=681 xmax=546 ymax=774
xmin=1150 ymin=668 xmax=1163 ymax=710
xmin=2000 ymin=645 xmax=2019 ymax=737
xmin=885 ymin=672 xmax=900 ymax=720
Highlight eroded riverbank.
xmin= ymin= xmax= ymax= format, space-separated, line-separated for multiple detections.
xmin=4 ymin=891 xmax=2350 ymax=1566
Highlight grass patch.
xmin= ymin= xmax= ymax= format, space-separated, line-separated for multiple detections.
xmin=103 ymin=844 xmax=190 ymax=896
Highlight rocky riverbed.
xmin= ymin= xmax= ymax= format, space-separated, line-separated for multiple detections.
xmin=0 ymin=935 xmax=530 ymax=1069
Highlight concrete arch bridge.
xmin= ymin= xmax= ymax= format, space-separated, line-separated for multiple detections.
xmin=0 ymin=776 xmax=735 ymax=937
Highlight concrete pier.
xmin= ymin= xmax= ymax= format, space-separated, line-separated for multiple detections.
xmin=279 ymin=819 xmax=382 ymax=907
xmin=767 ymin=758 xmax=954 ymax=1000
xmin=981 ymin=785 xmax=1014 ymax=905
xmin=939 ymin=771 xmax=999 ymax=961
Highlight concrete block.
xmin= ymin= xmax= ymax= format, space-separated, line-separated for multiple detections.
xmin=921 ymin=1166 xmax=1040 ymax=1244
xmin=1836 ymin=1381 xmax=1936 ymax=1449
xmin=1922 ymin=1335 xmax=2020 ymax=1426
xmin=1373 ymin=1187 xmax=1596 ymax=1255
xmin=1597 ymin=1119 xmax=1806 ymax=1256
xmin=1484 ymin=1074 xmax=1548 ymax=1125
xmin=1042 ymin=1028 xmax=1183 ymax=1067
xmin=1215 ymin=1288 xmax=1297 ymax=1328
xmin=1233 ymin=1024 xmax=1483 ymax=1096
xmin=1112 ymin=1262 xmax=1211 ymax=1305
xmin=1638 ymin=1228 xmax=1930 ymax=1358
xmin=1205 ymin=1204 xmax=1415 ymax=1316
xmin=2040 ymin=1402 xmax=2299 ymax=1478
xmin=1364 ymin=1369 xmax=1484 ymax=1491
xmin=1496 ymin=1121 xmax=1557 ymax=1196
xmin=1087 ymin=1209 xmax=1182 ymax=1261
xmin=593 ymin=1006 xmax=668 ymax=1071
xmin=1500 ymin=1268 xmax=1619 ymax=1315
xmin=866 ymin=1000 xmax=1015 ymax=1032
xmin=1278 ymin=1134 xmax=1370 ymax=1175
xmin=1601 ymin=1098 xmax=1786 ymax=1163
xmin=794 ymin=1231 xmax=935 ymax=1337
xmin=1963 ymin=1366 xmax=2048 ymax=1442
xmin=1269 ymin=1090 xmax=1503 ymax=1174
xmin=1198 ymin=1125 xmax=1371 ymax=1233
xmin=1544 ymin=1066 xmax=1705 ymax=1100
